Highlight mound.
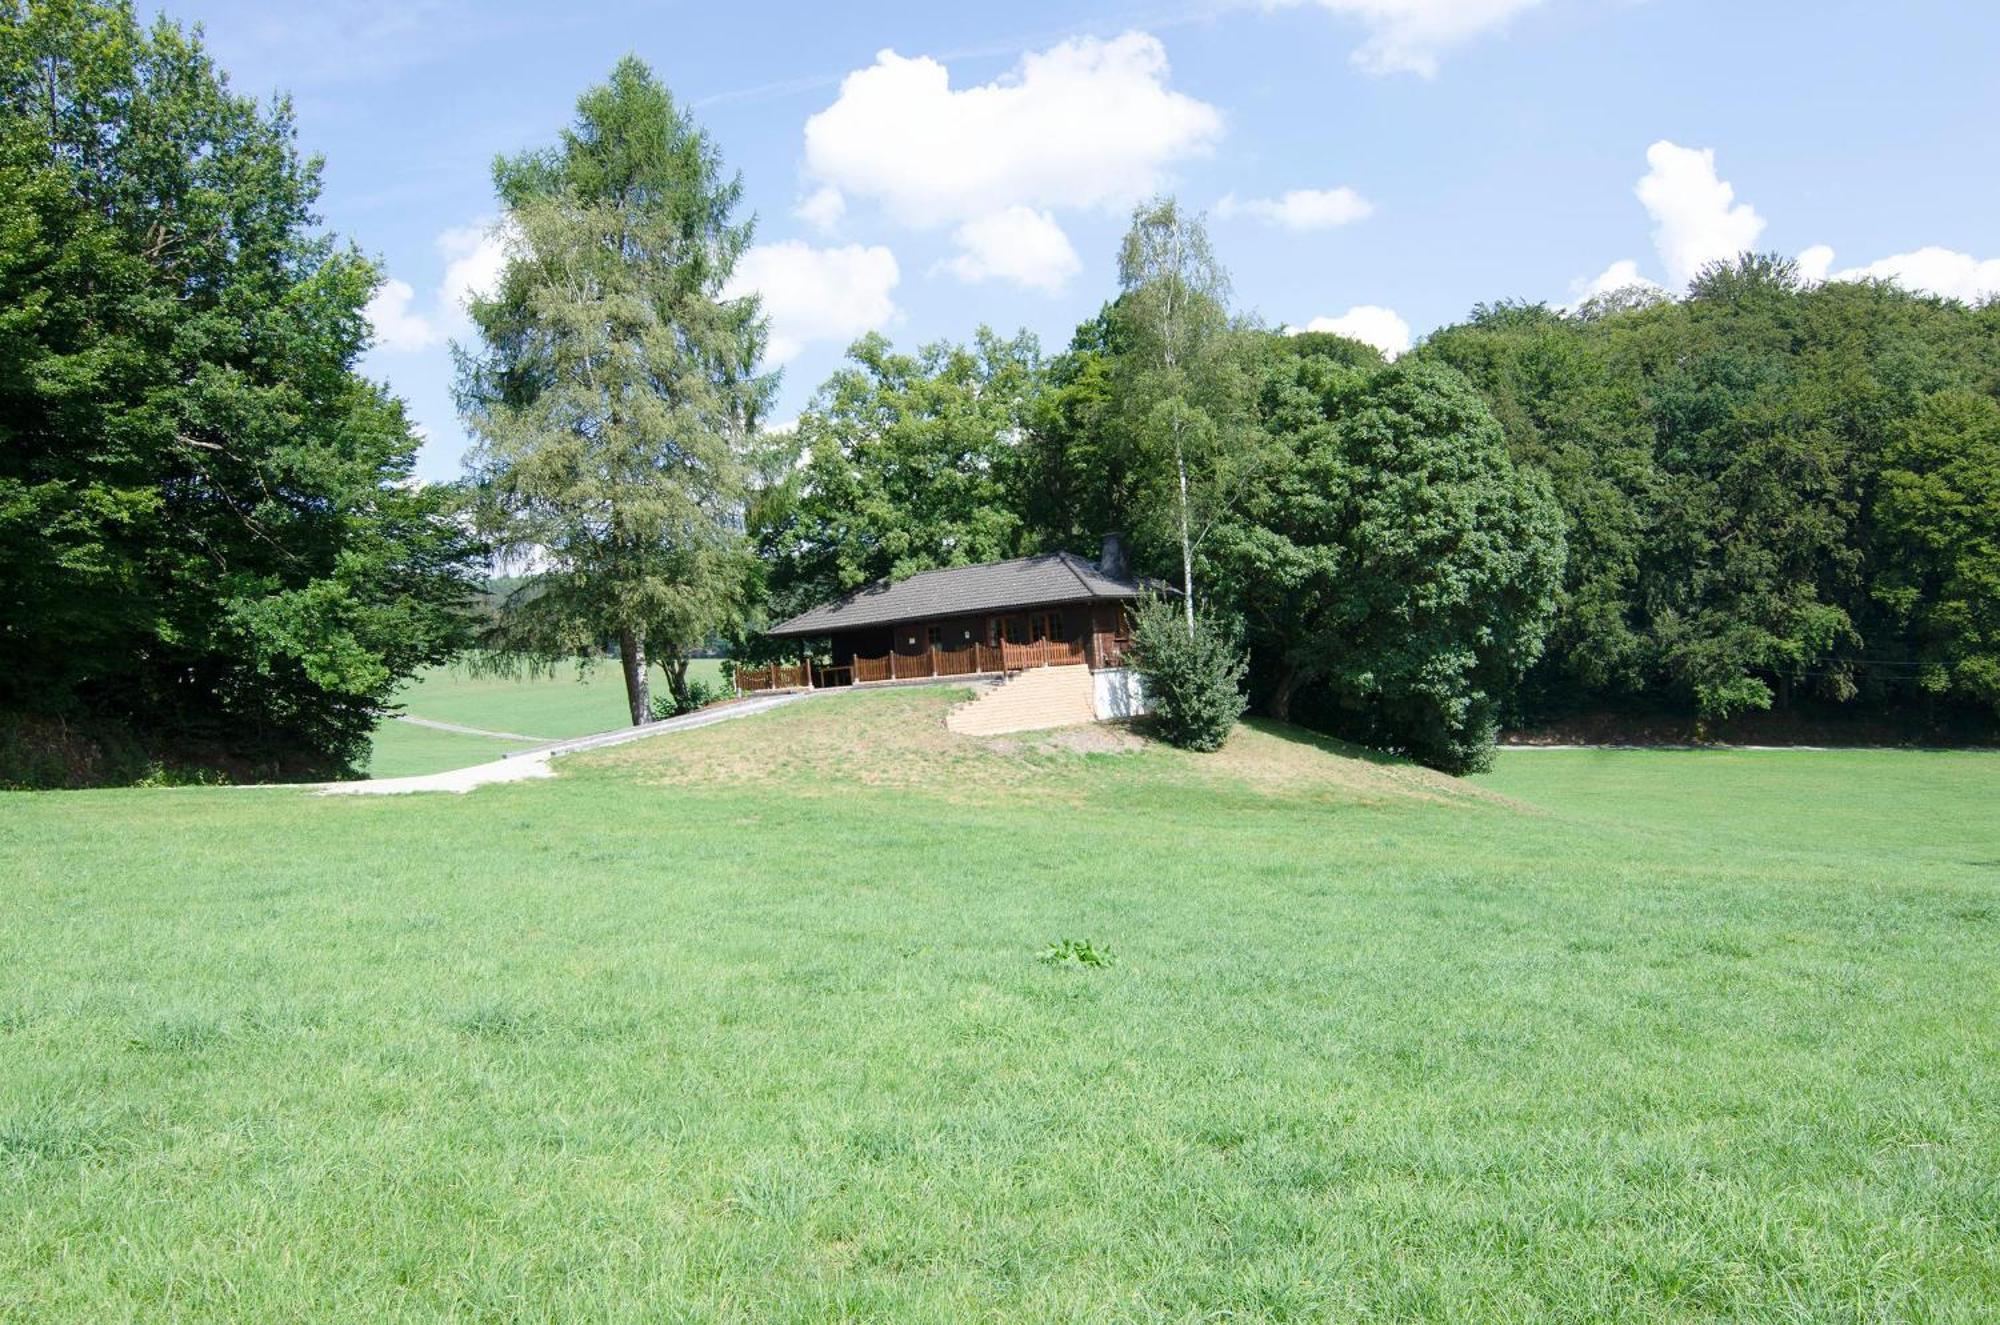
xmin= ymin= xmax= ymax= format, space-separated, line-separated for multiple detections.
xmin=570 ymin=686 xmax=1490 ymax=807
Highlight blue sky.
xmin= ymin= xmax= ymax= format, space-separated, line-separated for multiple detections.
xmin=155 ymin=0 xmax=2000 ymax=480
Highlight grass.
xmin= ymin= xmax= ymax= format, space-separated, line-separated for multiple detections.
xmin=3 ymin=688 xmax=1997 ymax=1320
xmin=363 ymin=657 xmax=730 ymax=778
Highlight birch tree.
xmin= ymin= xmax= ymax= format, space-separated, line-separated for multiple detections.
xmin=1112 ymin=198 xmax=1253 ymax=636
xmin=457 ymin=58 xmax=773 ymax=724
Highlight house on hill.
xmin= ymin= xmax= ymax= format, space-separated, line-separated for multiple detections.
xmin=745 ymin=535 xmax=1155 ymax=725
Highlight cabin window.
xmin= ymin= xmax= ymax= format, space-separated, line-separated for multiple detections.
xmin=925 ymin=624 xmax=942 ymax=648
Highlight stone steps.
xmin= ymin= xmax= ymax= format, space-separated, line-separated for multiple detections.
xmin=945 ymin=666 xmax=1098 ymax=736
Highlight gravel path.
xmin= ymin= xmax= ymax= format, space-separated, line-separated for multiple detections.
xmin=323 ymin=691 xmax=811 ymax=795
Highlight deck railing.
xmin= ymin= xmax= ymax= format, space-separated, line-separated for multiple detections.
xmin=734 ymin=662 xmax=812 ymax=693
xmin=735 ymin=638 xmax=1090 ymax=694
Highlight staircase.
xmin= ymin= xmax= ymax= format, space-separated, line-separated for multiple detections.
xmin=946 ymin=665 xmax=1097 ymax=736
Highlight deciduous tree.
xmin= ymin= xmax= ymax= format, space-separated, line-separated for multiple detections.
xmin=0 ymin=0 xmax=478 ymax=781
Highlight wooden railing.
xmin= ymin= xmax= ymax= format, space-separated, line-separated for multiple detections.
xmin=848 ymin=638 xmax=1085 ymax=685
xmin=734 ymin=662 xmax=812 ymax=693
xmin=1001 ymin=638 xmax=1086 ymax=671
xmin=737 ymin=637 xmax=1090 ymax=693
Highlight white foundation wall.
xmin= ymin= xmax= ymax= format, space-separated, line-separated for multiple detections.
xmin=1092 ymin=667 xmax=1151 ymax=720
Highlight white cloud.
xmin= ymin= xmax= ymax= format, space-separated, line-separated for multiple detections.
xmin=1568 ymin=258 xmax=1663 ymax=306
xmin=803 ymin=32 xmax=1221 ymax=232
xmin=364 ymin=277 xmax=440 ymax=352
xmin=796 ymin=185 xmax=846 ymax=233
xmin=437 ymin=221 xmax=510 ymax=323
xmin=1635 ymin=140 xmax=1766 ymax=290
xmin=1288 ymin=305 xmax=1412 ymax=357
xmin=1216 ymin=186 xmax=1374 ymax=230
xmin=1795 ymin=244 xmax=1835 ymax=283
xmin=1264 ymin=0 xmax=1546 ymax=76
xmin=1804 ymin=244 xmax=2000 ymax=304
xmin=723 ymin=241 xmax=901 ymax=364
xmin=937 ymin=206 xmax=1082 ymax=294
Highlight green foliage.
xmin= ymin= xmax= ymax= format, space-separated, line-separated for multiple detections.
xmin=649 ymin=673 xmax=724 ymax=719
xmin=1127 ymin=594 xmax=1248 ymax=751
xmin=1220 ymin=355 xmax=1566 ymax=773
xmin=1422 ymin=255 xmax=2000 ymax=730
xmin=458 ymin=56 xmax=772 ymax=724
xmin=1873 ymin=388 xmax=2000 ymax=712
xmin=1036 ymin=938 xmax=1117 ymax=968
xmin=1013 ymin=306 xmax=1128 ymax=555
xmin=751 ymin=329 xmax=1041 ymax=621
xmin=0 ymin=0 xmax=479 ymax=781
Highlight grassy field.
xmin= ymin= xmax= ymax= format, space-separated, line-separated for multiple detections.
xmin=364 ymin=657 xmax=729 ymax=778
xmin=4 ymin=688 xmax=1997 ymax=1320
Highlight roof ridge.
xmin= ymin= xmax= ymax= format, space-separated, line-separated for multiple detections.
xmin=1053 ymin=549 xmax=1099 ymax=594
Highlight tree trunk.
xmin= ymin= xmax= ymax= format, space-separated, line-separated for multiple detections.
xmin=618 ymin=625 xmax=651 ymax=725
xmin=1269 ymin=662 xmax=1299 ymax=724
xmin=664 ymin=656 xmax=691 ymax=711
xmin=1175 ymin=425 xmax=1196 ymax=640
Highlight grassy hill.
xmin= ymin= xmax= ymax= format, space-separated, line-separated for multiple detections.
xmin=4 ymin=689 xmax=1997 ymax=1319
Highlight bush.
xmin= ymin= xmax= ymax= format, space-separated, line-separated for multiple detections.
xmin=1126 ymin=596 xmax=1248 ymax=752
xmin=650 ymin=676 xmax=725 ymax=721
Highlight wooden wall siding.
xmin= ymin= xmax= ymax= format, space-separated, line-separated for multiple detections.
xmin=1088 ymin=603 xmax=1130 ymax=670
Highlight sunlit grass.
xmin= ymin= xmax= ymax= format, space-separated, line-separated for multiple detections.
xmin=4 ymin=694 xmax=1996 ymax=1320
xmin=361 ymin=657 xmax=733 ymax=777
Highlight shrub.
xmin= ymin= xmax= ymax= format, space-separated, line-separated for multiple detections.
xmin=1126 ymin=596 xmax=1248 ymax=752
xmin=650 ymin=676 xmax=725 ymax=721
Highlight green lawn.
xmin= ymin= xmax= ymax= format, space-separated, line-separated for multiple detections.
xmin=363 ymin=657 xmax=731 ymax=778
xmin=4 ymin=690 xmax=1996 ymax=1320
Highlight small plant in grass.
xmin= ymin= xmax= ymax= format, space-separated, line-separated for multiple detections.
xmin=1038 ymin=939 xmax=1117 ymax=968
xmin=1126 ymin=595 xmax=1248 ymax=752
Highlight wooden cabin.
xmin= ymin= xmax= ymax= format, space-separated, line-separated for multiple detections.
xmin=741 ymin=537 xmax=1152 ymax=692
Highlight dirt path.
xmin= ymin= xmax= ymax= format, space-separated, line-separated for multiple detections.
xmin=322 ymin=691 xmax=811 ymax=795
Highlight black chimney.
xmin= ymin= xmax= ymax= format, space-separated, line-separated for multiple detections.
xmin=1099 ymin=532 xmax=1129 ymax=579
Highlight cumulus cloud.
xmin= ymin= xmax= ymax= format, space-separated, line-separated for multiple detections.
xmin=1263 ymin=0 xmax=1547 ymax=76
xmin=796 ymin=185 xmax=846 ymax=233
xmin=723 ymin=241 xmax=901 ymax=364
xmin=1288 ymin=305 xmax=1412 ymax=357
xmin=802 ymin=32 xmax=1219 ymax=290
xmin=936 ymin=207 xmax=1083 ymax=294
xmin=1568 ymin=258 xmax=1664 ymax=306
xmin=1803 ymin=244 xmax=2000 ymax=304
xmin=1575 ymin=145 xmax=1997 ymax=309
xmin=1215 ymin=186 xmax=1374 ymax=230
xmin=1635 ymin=140 xmax=1767 ymax=289
xmin=1795 ymin=244 xmax=1835 ymax=284
xmin=364 ymin=277 xmax=440 ymax=352
xmin=437 ymin=221 xmax=511 ymax=321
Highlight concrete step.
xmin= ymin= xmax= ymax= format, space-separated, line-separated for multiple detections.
xmin=946 ymin=666 xmax=1098 ymax=736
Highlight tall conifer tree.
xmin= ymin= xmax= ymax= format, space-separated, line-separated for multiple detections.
xmin=458 ymin=58 xmax=773 ymax=723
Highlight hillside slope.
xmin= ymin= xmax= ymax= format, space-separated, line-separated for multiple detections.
xmin=572 ymin=686 xmax=1490 ymax=807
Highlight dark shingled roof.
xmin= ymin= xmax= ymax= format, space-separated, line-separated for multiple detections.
xmin=766 ymin=552 xmax=1151 ymax=637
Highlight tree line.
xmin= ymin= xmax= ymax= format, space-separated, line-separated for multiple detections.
xmin=5 ymin=7 xmax=1994 ymax=783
